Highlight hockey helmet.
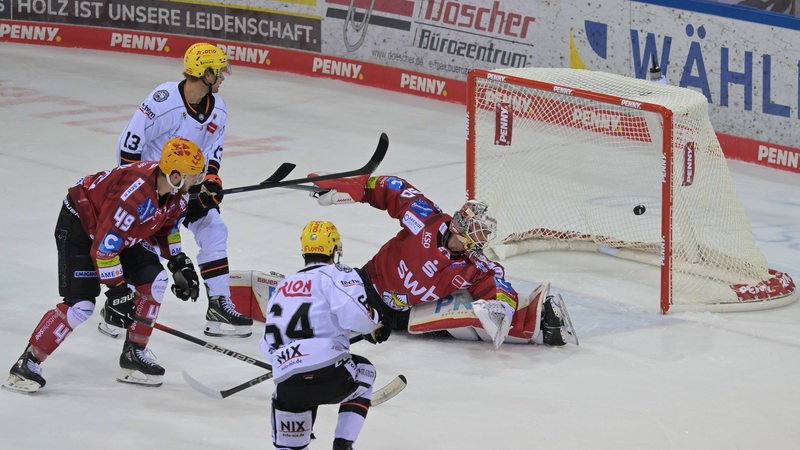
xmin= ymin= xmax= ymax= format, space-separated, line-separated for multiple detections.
xmin=449 ymin=200 xmax=497 ymax=257
xmin=183 ymin=43 xmax=231 ymax=79
xmin=300 ymin=220 xmax=342 ymax=259
xmin=159 ymin=137 xmax=206 ymax=189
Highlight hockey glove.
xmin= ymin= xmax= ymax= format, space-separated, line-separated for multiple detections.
xmin=365 ymin=321 xmax=392 ymax=344
xmin=308 ymin=173 xmax=368 ymax=206
xmin=197 ymin=174 xmax=224 ymax=209
xmin=168 ymin=252 xmax=200 ymax=301
xmin=103 ymin=283 xmax=136 ymax=328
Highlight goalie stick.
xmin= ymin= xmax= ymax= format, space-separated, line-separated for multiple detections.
xmin=217 ymin=132 xmax=388 ymax=196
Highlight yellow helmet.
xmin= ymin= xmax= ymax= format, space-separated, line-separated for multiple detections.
xmin=159 ymin=137 xmax=206 ymax=189
xmin=183 ymin=43 xmax=231 ymax=79
xmin=300 ymin=221 xmax=342 ymax=259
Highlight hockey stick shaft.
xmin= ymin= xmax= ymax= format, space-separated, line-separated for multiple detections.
xmin=218 ymin=132 xmax=388 ymax=196
xmin=189 ymin=161 xmax=296 ymax=200
xmin=134 ymin=316 xmax=272 ymax=370
xmin=182 ymin=335 xmax=374 ymax=399
xmin=184 ymin=370 xmax=405 ymax=404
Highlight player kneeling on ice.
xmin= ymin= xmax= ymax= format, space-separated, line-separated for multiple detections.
xmin=3 ymin=138 xmax=205 ymax=394
xmin=310 ymin=174 xmax=577 ymax=348
xmin=260 ymin=221 xmax=389 ymax=450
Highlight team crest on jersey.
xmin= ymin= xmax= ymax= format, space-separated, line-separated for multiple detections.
xmin=137 ymin=197 xmax=156 ymax=222
xmin=153 ymin=90 xmax=169 ymax=102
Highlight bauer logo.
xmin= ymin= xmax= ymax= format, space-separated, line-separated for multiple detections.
xmin=495 ymin=102 xmax=512 ymax=145
xmin=683 ymin=142 xmax=696 ymax=186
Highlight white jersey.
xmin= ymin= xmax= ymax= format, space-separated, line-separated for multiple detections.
xmin=260 ymin=263 xmax=380 ymax=383
xmin=118 ymin=81 xmax=227 ymax=170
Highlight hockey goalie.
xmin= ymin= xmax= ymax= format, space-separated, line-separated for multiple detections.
xmin=299 ymin=173 xmax=579 ymax=348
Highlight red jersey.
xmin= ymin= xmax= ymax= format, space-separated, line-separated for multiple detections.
xmin=67 ymin=161 xmax=188 ymax=286
xmin=362 ymin=176 xmax=518 ymax=312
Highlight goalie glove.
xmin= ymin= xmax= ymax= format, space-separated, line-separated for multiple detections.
xmin=472 ymin=299 xmax=514 ymax=349
xmin=308 ymin=173 xmax=369 ymax=206
xmin=167 ymin=252 xmax=200 ymax=301
xmin=197 ymin=174 xmax=224 ymax=209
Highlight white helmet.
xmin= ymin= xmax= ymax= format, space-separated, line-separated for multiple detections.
xmin=449 ymin=200 xmax=497 ymax=257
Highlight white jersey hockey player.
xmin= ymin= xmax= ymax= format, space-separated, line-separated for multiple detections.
xmin=99 ymin=42 xmax=253 ymax=339
xmin=260 ymin=221 xmax=389 ymax=450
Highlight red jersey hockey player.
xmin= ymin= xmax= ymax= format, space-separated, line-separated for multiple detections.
xmin=3 ymin=138 xmax=205 ymax=393
xmin=311 ymin=174 xmax=577 ymax=348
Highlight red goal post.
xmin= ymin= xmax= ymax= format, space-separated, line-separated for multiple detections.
xmin=466 ymin=68 xmax=796 ymax=313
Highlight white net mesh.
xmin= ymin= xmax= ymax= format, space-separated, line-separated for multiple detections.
xmin=468 ymin=68 xmax=796 ymax=312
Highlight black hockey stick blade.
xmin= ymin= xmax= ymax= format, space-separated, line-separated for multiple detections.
xmin=260 ymin=162 xmax=297 ymax=184
xmin=219 ymin=132 xmax=388 ymax=196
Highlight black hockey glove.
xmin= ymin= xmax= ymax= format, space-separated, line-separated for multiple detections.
xmin=103 ymin=283 xmax=136 ymax=328
xmin=168 ymin=252 xmax=200 ymax=301
xmin=197 ymin=174 xmax=224 ymax=209
xmin=365 ymin=320 xmax=392 ymax=344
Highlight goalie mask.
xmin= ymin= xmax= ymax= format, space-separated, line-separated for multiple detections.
xmin=159 ymin=137 xmax=206 ymax=190
xmin=449 ymin=200 xmax=497 ymax=257
xmin=183 ymin=43 xmax=232 ymax=79
xmin=300 ymin=220 xmax=343 ymax=261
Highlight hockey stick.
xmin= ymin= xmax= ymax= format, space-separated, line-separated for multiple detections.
xmin=134 ymin=316 xmax=272 ymax=370
xmin=182 ymin=370 xmax=407 ymax=405
xmin=180 ymin=334 xmax=367 ymax=399
xmin=189 ymin=161 xmax=296 ymax=201
xmin=218 ymin=132 xmax=388 ymax=196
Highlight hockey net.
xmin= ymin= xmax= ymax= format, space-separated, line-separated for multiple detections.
xmin=466 ymin=68 xmax=796 ymax=313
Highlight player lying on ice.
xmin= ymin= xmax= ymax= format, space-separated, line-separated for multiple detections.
xmin=309 ymin=174 xmax=578 ymax=348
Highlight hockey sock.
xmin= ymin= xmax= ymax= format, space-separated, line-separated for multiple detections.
xmin=27 ymin=303 xmax=74 ymax=357
xmin=126 ymin=281 xmax=164 ymax=346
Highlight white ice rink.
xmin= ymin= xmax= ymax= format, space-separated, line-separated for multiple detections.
xmin=1 ymin=44 xmax=799 ymax=449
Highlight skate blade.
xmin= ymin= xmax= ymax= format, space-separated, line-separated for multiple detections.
xmin=2 ymin=375 xmax=42 ymax=394
xmin=204 ymin=322 xmax=252 ymax=338
xmin=97 ymin=321 xmax=122 ymax=338
xmin=552 ymin=294 xmax=579 ymax=346
xmin=117 ymin=369 xmax=163 ymax=387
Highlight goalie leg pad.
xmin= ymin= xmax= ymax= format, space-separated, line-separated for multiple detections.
xmin=472 ymin=300 xmax=513 ymax=349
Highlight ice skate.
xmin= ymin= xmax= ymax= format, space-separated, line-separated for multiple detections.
xmin=118 ymin=339 xmax=165 ymax=387
xmin=97 ymin=308 xmax=123 ymax=338
xmin=205 ymin=295 xmax=253 ymax=337
xmin=541 ymin=294 xmax=579 ymax=346
xmin=3 ymin=346 xmax=46 ymax=394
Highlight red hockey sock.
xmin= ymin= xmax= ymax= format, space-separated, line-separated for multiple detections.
xmin=28 ymin=303 xmax=73 ymax=358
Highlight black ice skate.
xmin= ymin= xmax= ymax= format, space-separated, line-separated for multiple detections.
xmin=541 ymin=294 xmax=579 ymax=346
xmin=3 ymin=345 xmax=46 ymax=394
xmin=118 ymin=339 xmax=165 ymax=387
xmin=333 ymin=438 xmax=354 ymax=450
xmin=205 ymin=295 xmax=253 ymax=337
